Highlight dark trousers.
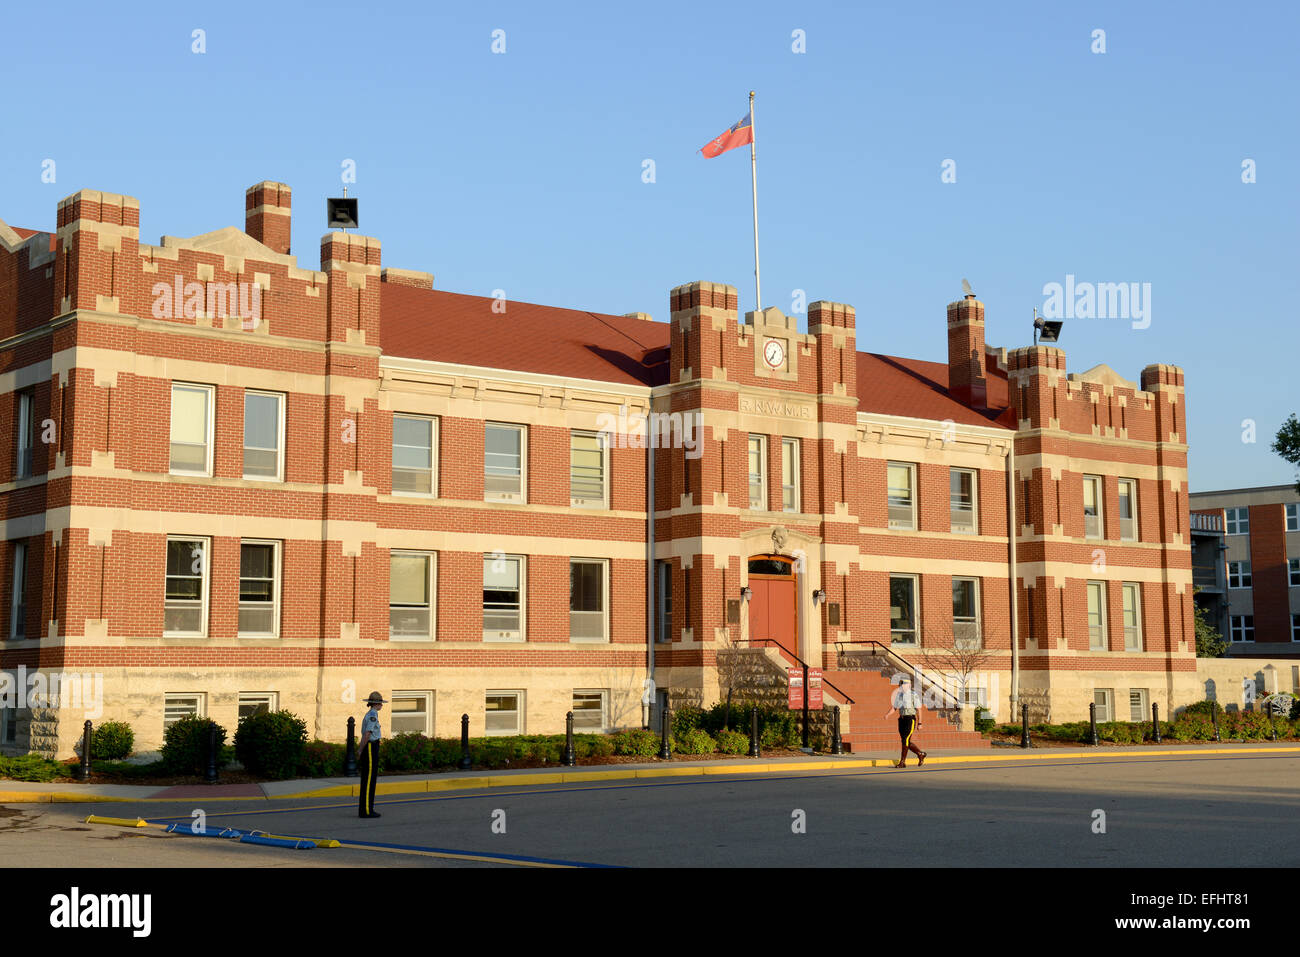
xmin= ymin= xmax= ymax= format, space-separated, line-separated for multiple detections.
xmin=898 ymin=716 xmax=924 ymax=757
xmin=358 ymin=740 xmax=380 ymax=816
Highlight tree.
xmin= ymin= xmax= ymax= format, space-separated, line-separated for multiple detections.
xmin=1193 ymin=596 xmax=1228 ymax=659
xmin=916 ymin=627 xmax=999 ymax=713
xmin=1271 ymin=413 xmax=1300 ymax=494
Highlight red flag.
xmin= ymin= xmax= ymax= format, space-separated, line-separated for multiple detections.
xmin=699 ymin=113 xmax=753 ymax=158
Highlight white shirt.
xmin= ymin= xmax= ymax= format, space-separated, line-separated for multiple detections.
xmin=892 ymin=688 xmax=921 ymax=716
xmin=361 ymin=709 xmax=382 ymax=742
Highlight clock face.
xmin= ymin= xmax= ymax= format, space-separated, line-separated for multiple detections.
xmin=763 ymin=338 xmax=786 ymax=369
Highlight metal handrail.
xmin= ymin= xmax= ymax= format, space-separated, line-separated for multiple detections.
xmin=832 ymin=638 xmax=964 ymax=711
xmin=745 ymin=638 xmax=855 ymax=705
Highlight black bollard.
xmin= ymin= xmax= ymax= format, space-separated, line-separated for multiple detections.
xmin=205 ymin=722 xmax=219 ymax=784
xmin=1211 ymin=704 xmax=1221 ymax=742
xmin=658 ymin=705 xmax=672 ymax=760
xmin=78 ymin=720 xmax=92 ymax=781
xmin=459 ymin=713 xmax=472 ymax=770
xmin=748 ymin=706 xmax=760 ymax=758
xmin=562 ymin=711 xmax=576 ymax=766
xmin=343 ymin=716 xmax=358 ymax=777
xmin=831 ymin=705 xmax=843 ymax=755
xmin=1089 ymin=702 xmax=1099 ymax=746
xmin=1020 ymin=703 xmax=1030 ymax=749
xmin=1152 ymin=702 xmax=1161 ymax=744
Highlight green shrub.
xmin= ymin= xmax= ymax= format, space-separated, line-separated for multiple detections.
xmin=612 ymin=729 xmax=661 ymax=756
xmin=674 ymin=728 xmax=716 ymax=755
xmin=1224 ymin=711 xmax=1273 ymax=740
xmin=1170 ymin=714 xmax=1214 ymax=742
xmin=381 ymin=733 xmax=436 ymax=772
xmin=974 ymin=709 xmax=997 ymax=733
xmin=161 ymin=715 xmax=228 ymax=774
xmin=234 ymin=710 xmax=308 ymax=780
xmin=429 ymin=737 xmax=464 ymax=766
xmin=714 ymin=728 xmax=749 ymax=754
xmin=298 ymin=740 xmax=345 ymax=777
xmin=1178 ymin=699 xmax=1225 ymax=719
xmin=0 ymin=754 xmax=67 ymax=782
xmin=89 ymin=721 xmax=134 ymax=760
xmin=671 ymin=706 xmax=706 ymax=736
xmin=573 ymin=734 xmax=614 ymax=759
xmin=760 ymin=711 xmax=802 ymax=748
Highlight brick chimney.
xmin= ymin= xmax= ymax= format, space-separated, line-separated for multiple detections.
xmin=947 ymin=292 xmax=987 ymax=409
xmin=245 ymin=181 xmax=291 ymax=255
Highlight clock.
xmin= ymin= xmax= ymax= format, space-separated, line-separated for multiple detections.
xmin=762 ymin=338 xmax=786 ymax=369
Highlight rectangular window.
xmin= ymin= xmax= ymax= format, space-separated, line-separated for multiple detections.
xmin=1128 ymin=688 xmax=1149 ymax=723
xmin=238 ymin=693 xmax=278 ymax=724
xmin=570 ymin=431 xmax=606 ymax=507
xmin=485 ymin=423 xmax=525 ymax=501
xmin=781 ymin=438 xmax=800 ymax=513
xmin=243 ymin=390 xmax=284 ymax=481
xmin=169 ymin=383 xmax=214 ymax=475
xmin=390 ymin=552 xmax=434 ymax=639
xmin=15 ymin=390 xmax=33 ymax=479
xmin=0 ymin=699 xmax=16 ymax=744
xmin=1286 ymin=503 xmax=1298 ymax=532
xmin=887 ymin=463 xmax=916 ymax=530
xmin=238 ymin=541 xmax=279 ymax=636
xmin=164 ymin=693 xmax=205 ymax=729
xmin=390 ymin=692 xmax=432 ymax=736
xmin=1122 ymin=582 xmax=1142 ymax=652
xmin=656 ymin=560 xmax=673 ymax=643
xmin=1289 ymin=558 xmax=1300 ymax=587
xmin=1087 ymin=581 xmax=1107 ymax=650
xmin=165 ymin=537 xmax=209 ymax=636
xmin=1227 ymin=561 xmax=1252 ymax=589
xmin=9 ymin=541 xmax=27 ymax=640
xmin=952 ymin=577 xmax=980 ymax=648
xmin=889 ymin=574 xmax=918 ymax=645
xmin=484 ymin=555 xmax=524 ymax=640
xmin=1292 ymin=614 xmax=1300 ymax=642
xmin=748 ymin=435 xmax=767 ymax=510
xmin=485 ymin=691 xmax=522 ymax=735
xmin=1230 ymin=615 xmax=1254 ymax=642
xmin=570 ymin=559 xmax=607 ymax=642
xmin=1118 ymin=478 xmax=1138 ymax=541
xmin=392 ymin=415 xmax=436 ymax=495
xmin=1225 ymin=507 xmax=1249 ymax=535
xmin=1082 ymin=475 xmax=1103 ymax=539
xmin=572 ymin=690 xmax=607 ymax=732
xmin=1093 ymin=689 xmax=1113 ymax=723
xmin=950 ymin=468 xmax=976 ymax=534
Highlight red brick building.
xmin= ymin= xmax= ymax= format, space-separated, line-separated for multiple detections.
xmin=0 ymin=182 xmax=1198 ymax=757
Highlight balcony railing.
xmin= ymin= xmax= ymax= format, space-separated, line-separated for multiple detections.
xmin=1190 ymin=512 xmax=1223 ymax=533
xmin=1193 ymin=565 xmax=1222 ymax=589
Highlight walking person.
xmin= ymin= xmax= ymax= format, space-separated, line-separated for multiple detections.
xmin=884 ymin=675 xmax=927 ymax=768
xmin=357 ymin=691 xmax=386 ymax=818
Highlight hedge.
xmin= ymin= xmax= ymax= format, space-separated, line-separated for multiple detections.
xmin=234 ymin=710 xmax=308 ymax=780
xmin=161 ymin=715 xmax=229 ymax=774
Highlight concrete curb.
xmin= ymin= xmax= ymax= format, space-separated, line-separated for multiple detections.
xmin=2 ymin=744 xmax=1296 ymax=805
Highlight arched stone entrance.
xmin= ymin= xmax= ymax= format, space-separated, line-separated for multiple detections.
xmin=746 ymin=554 xmax=797 ymax=660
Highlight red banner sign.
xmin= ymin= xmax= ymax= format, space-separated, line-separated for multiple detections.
xmin=788 ymin=668 xmax=824 ymax=709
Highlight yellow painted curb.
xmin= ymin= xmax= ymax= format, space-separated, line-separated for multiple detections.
xmin=490 ymin=772 xmax=564 ymax=787
xmin=84 ymin=814 xmax=148 ymax=827
xmin=427 ymin=776 xmax=494 ymax=792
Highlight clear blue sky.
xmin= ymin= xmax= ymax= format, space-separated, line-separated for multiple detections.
xmin=3 ymin=0 xmax=1296 ymax=491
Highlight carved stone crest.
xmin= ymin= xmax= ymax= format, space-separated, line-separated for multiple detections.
xmin=770 ymin=526 xmax=788 ymax=553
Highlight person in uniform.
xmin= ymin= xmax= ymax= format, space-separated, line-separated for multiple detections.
xmin=883 ymin=675 xmax=927 ymax=768
xmin=357 ymin=691 xmax=386 ymax=818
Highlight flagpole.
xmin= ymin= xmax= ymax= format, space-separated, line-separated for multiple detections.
xmin=749 ymin=90 xmax=761 ymax=313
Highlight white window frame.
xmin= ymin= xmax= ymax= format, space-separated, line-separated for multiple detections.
xmin=485 ymin=422 xmax=526 ymax=503
xmin=748 ymin=435 xmax=768 ymax=510
xmin=242 ymin=390 xmax=285 ymax=482
xmin=390 ymin=691 xmax=433 ymax=736
xmin=887 ymin=462 xmax=917 ymax=531
xmin=164 ymin=536 xmax=210 ymax=637
xmin=237 ymin=692 xmax=279 ymax=724
xmin=1082 ymin=474 xmax=1104 ymax=540
xmin=164 ymin=693 xmax=206 ymax=729
xmin=781 ymin=438 xmax=800 ymax=513
xmin=570 ymin=430 xmax=608 ymax=508
xmin=238 ymin=539 xmax=280 ymax=638
xmin=952 ymin=576 xmax=981 ymax=648
xmin=1087 ymin=580 xmax=1107 ymax=650
xmin=9 ymin=541 xmax=27 ymax=640
xmin=169 ymin=383 xmax=215 ymax=476
xmin=1093 ymin=688 xmax=1113 ymax=723
xmin=1128 ymin=688 xmax=1149 ymax=723
xmin=15 ymin=390 xmax=33 ymax=479
xmin=950 ymin=468 xmax=977 ymax=534
xmin=569 ymin=558 xmax=608 ymax=643
xmin=1225 ymin=507 xmax=1249 ymax=535
xmin=1286 ymin=503 xmax=1298 ymax=532
xmin=1227 ymin=561 xmax=1252 ymax=589
xmin=889 ymin=573 xmax=919 ymax=646
xmin=483 ymin=554 xmax=525 ymax=641
xmin=485 ymin=690 xmax=523 ymax=736
xmin=572 ymin=689 xmax=608 ymax=733
xmin=1121 ymin=582 xmax=1142 ymax=652
xmin=1229 ymin=615 xmax=1254 ymax=642
xmin=392 ymin=414 xmax=438 ymax=497
xmin=1289 ymin=558 xmax=1300 ymax=587
xmin=390 ymin=551 xmax=436 ymax=640
xmin=1118 ymin=478 xmax=1138 ymax=541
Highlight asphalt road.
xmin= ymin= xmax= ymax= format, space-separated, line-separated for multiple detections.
xmin=4 ymin=751 xmax=1298 ymax=868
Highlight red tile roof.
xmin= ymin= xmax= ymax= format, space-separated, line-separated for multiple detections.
xmin=856 ymin=353 xmax=1013 ymax=428
xmin=11 ymin=227 xmax=45 ymax=240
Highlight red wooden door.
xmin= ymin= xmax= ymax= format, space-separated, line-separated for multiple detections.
xmin=749 ymin=577 xmax=797 ymax=656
